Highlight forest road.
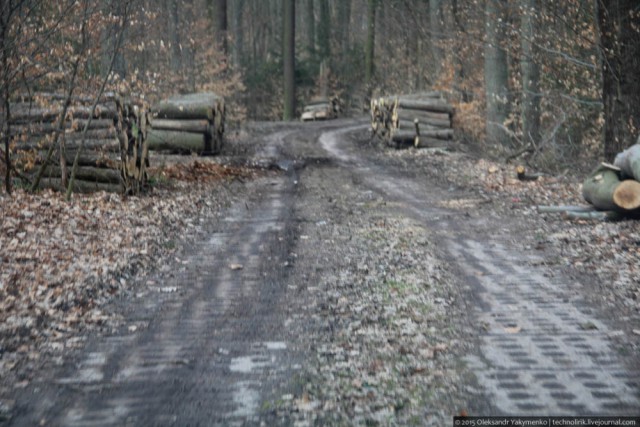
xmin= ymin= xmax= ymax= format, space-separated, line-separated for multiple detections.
xmin=6 ymin=118 xmax=640 ymax=426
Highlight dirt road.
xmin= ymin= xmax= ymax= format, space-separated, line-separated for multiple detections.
xmin=5 ymin=119 xmax=639 ymax=425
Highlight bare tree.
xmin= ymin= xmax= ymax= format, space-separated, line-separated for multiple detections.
xmin=520 ymin=0 xmax=540 ymax=145
xmin=484 ymin=0 xmax=510 ymax=147
xmin=283 ymin=0 xmax=295 ymax=120
xmin=597 ymin=0 xmax=640 ymax=161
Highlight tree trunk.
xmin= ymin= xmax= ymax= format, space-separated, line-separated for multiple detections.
xmin=1 ymin=6 xmax=11 ymax=194
xmin=305 ymin=0 xmax=315 ymax=60
xmin=153 ymin=100 xmax=217 ymax=121
xmin=365 ymin=0 xmax=377 ymax=86
xmin=582 ymin=165 xmax=623 ymax=211
xmin=103 ymin=0 xmax=127 ymax=79
xmin=150 ymin=119 xmax=211 ymax=133
xmin=147 ymin=129 xmax=212 ymax=153
xmin=337 ymin=0 xmax=351 ymax=55
xmin=429 ymin=0 xmax=443 ymax=78
xmin=231 ymin=0 xmax=245 ymax=67
xmin=283 ymin=0 xmax=296 ymax=120
xmin=317 ymin=0 xmax=330 ymax=62
xmin=597 ymin=0 xmax=640 ymax=161
xmin=396 ymin=99 xmax=455 ymax=115
xmin=484 ymin=0 xmax=510 ymax=147
xmin=167 ymin=0 xmax=182 ymax=72
xmin=213 ymin=0 xmax=228 ymax=56
xmin=582 ymin=164 xmax=640 ymax=212
xmin=520 ymin=0 xmax=541 ymax=145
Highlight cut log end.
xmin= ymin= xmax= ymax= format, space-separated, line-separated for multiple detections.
xmin=613 ymin=180 xmax=640 ymax=211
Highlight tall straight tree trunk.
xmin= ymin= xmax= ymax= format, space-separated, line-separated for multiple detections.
xmin=484 ymin=0 xmax=510 ymax=146
xmin=337 ymin=0 xmax=351 ymax=55
xmin=597 ymin=0 xmax=640 ymax=161
xmin=520 ymin=0 xmax=540 ymax=144
xmin=317 ymin=0 xmax=330 ymax=62
xmin=103 ymin=0 xmax=127 ymax=78
xmin=365 ymin=0 xmax=377 ymax=86
xmin=167 ymin=0 xmax=182 ymax=72
xmin=1 ymin=7 xmax=11 ymax=194
xmin=231 ymin=0 xmax=245 ymax=67
xmin=305 ymin=0 xmax=315 ymax=60
xmin=212 ymin=0 xmax=228 ymax=56
xmin=283 ymin=0 xmax=295 ymax=120
xmin=429 ymin=0 xmax=442 ymax=79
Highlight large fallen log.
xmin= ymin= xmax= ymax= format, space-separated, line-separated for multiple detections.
xmin=9 ymin=104 xmax=118 ymax=123
xmin=582 ymin=164 xmax=640 ymax=212
xmin=392 ymin=123 xmax=453 ymax=140
xmin=147 ymin=129 xmax=212 ymax=153
xmin=19 ymin=138 xmax=120 ymax=152
xmin=396 ymin=99 xmax=455 ymax=115
xmin=152 ymin=92 xmax=223 ymax=121
xmin=394 ymin=112 xmax=451 ymax=129
xmin=395 ymin=106 xmax=450 ymax=120
xmin=149 ymin=119 xmax=210 ymax=133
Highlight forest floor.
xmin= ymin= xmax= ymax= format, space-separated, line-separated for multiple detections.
xmin=1 ymin=118 xmax=639 ymax=425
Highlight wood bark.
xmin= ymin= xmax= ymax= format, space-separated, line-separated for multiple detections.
xmin=19 ymin=95 xmax=148 ymax=195
xmin=597 ymin=0 xmax=640 ymax=161
xmin=305 ymin=0 xmax=315 ymax=59
xmin=9 ymin=104 xmax=118 ymax=123
xmin=395 ymin=108 xmax=450 ymax=121
xmin=283 ymin=0 xmax=296 ymax=120
xmin=484 ymin=0 xmax=510 ymax=146
xmin=429 ymin=0 xmax=443 ymax=78
xmin=582 ymin=165 xmax=640 ymax=212
xmin=19 ymin=139 xmax=120 ymax=152
xmin=317 ymin=0 xmax=331 ymax=61
xmin=147 ymin=129 xmax=211 ymax=153
xmin=365 ymin=0 xmax=377 ymax=85
xmin=213 ymin=0 xmax=228 ymax=56
xmin=582 ymin=166 xmax=622 ymax=211
xmin=153 ymin=100 xmax=216 ymax=120
xmin=150 ymin=119 xmax=210 ymax=133
xmin=394 ymin=114 xmax=451 ymax=129
xmin=520 ymin=0 xmax=541 ymax=145
xmin=396 ymin=99 xmax=454 ymax=115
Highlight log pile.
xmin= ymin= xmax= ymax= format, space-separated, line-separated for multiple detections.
xmin=301 ymin=97 xmax=338 ymax=121
xmin=149 ymin=92 xmax=225 ymax=155
xmin=582 ymin=141 xmax=640 ymax=215
xmin=370 ymin=91 xmax=455 ymax=149
xmin=8 ymin=92 xmax=149 ymax=194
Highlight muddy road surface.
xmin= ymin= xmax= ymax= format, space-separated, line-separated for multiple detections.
xmin=6 ymin=119 xmax=640 ymax=425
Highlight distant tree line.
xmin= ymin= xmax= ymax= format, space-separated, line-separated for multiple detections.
xmin=1 ymin=0 xmax=639 ymax=194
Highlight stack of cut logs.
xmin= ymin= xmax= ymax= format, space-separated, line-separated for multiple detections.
xmin=9 ymin=92 xmax=149 ymax=194
xmin=370 ymin=91 xmax=455 ymax=149
xmin=148 ymin=92 xmax=225 ymax=155
xmin=582 ymin=141 xmax=640 ymax=215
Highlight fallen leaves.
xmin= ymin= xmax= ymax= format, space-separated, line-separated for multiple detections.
xmin=0 ymin=159 xmax=260 ymax=382
xmin=150 ymin=160 xmax=258 ymax=183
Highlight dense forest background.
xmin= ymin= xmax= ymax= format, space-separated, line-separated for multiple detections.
xmin=1 ymin=0 xmax=639 ymax=188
